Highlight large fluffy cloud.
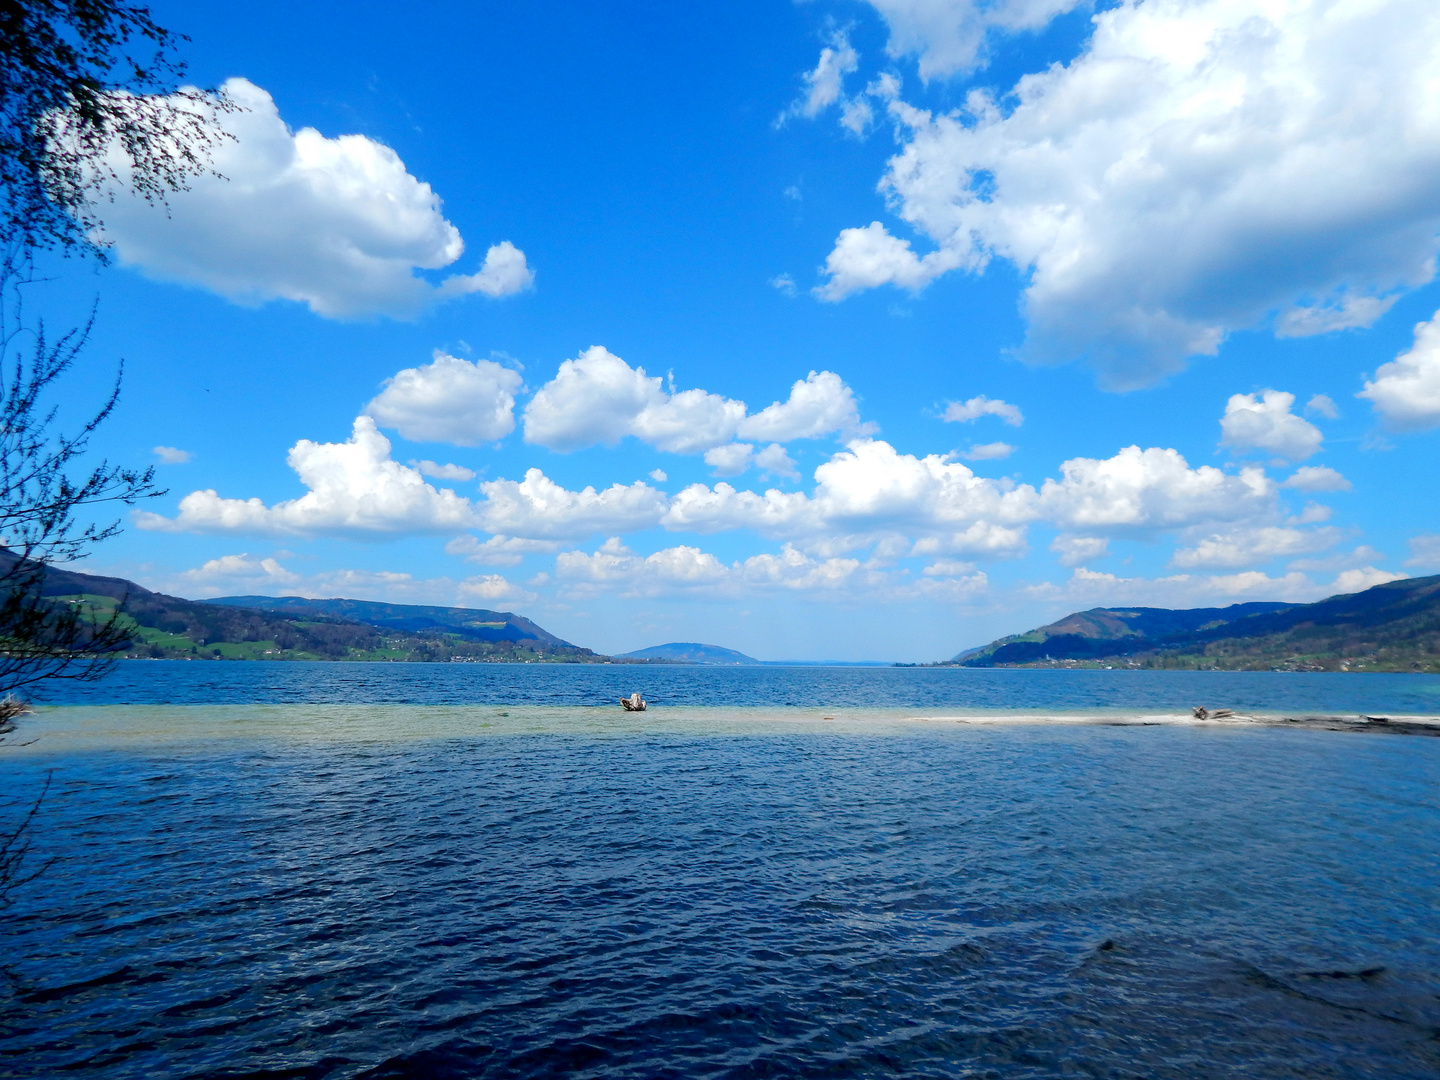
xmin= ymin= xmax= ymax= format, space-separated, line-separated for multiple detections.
xmin=1219 ymin=390 xmax=1323 ymax=462
xmin=556 ymin=538 xmax=985 ymax=602
xmin=475 ymin=469 xmax=669 ymax=540
xmin=142 ymin=405 xmax=1330 ymax=583
xmin=365 ymin=352 xmax=523 ymax=446
xmin=1038 ymin=446 xmax=1276 ymax=533
xmin=521 ymin=347 xmax=865 ymax=456
xmin=465 ymin=438 xmax=1303 ymax=568
xmin=663 ymin=437 xmax=1035 ymax=556
xmin=93 ymin=78 xmax=533 ymax=318
xmin=822 ymin=0 xmax=1440 ymax=387
xmin=135 ymin=417 xmax=477 ymax=536
xmin=522 ymin=347 xmax=744 ymax=453
xmin=558 ymin=539 xmax=873 ymax=598
xmin=737 ymin=371 xmax=871 ymax=442
xmin=1358 ymin=309 xmax=1440 ymax=430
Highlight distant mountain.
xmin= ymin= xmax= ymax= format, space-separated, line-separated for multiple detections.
xmin=13 ymin=556 xmax=597 ymax=662
xmin=616 ymin=642 xmax=761 ymax=664
xmin=956 ymin=574 xmax=1440 ymax=672
xmin=207 ymin=595 xmax=573 ymax=648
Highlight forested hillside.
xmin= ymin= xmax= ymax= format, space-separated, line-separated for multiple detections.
xmin=956 ymin=575 xmax=1440 ymax=672
xmin=26 ymin=559 xmax=599 ymax=662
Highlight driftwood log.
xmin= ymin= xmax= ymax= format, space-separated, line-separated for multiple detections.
xmin=620 ymin=692 xmax=646 ymax=712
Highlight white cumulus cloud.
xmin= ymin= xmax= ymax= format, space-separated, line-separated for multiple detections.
xmin=1332 ymin=567 xmax=1408 ymax=593
xmin=93 ymin=78 xmax=532 ymax=319
xmin=136 ymin=416 xmax=477 ymax=536
xmin=1219 ymin=390 xmax=1323 ymax=462
xmin=824 ymin=0 xmax=1440 ymax=387
xmin=366 ymin=352 xmax=523 ymax=446
xmin=942 ymin=395 xmax=1023 ymax=426
xmin=411 ymin=460 xmax=477 ymax=482
xmin=457 ymin=574 xmax=538 ymax=606
xmin=1170 ymin=526 xmax=1341 ymax=570
xmin=779 ymin=29 xmax=860 ymax=124
xmin=1358 ymin=309 xmax=1440 ymax=430
xmin=475 ymin=469 xmax=669 ymax=541
xmin=754 ymin=443 xmax=800 ymax=480
xmin=704 ymin=443 xmax=755 ymax=478
xmin=522 ymin=348 xmax=864 ymax=454
xmin=815 ymin=221 xmax=964 ymax=301
xmin=736 ymin=371 xmax=868 ymax=442
xmin=1049 ymin=534 xmax=1108 ymax=568
xmin=181 ymin=552 xmax=300 ymax=591
xmin=1038 ymin=446 xmax=1275 ymax=533
xmin=663 ymin=437 xmax=1036 ymax=557
xmin=556 ymin=538 xmax=895 ymax=600
xmin=437 ymin=241 xmax=535 ymax=299
xmin=1282 ymin=466 xmax=1350 ymax=492
xmin=153 ymin=446 xmax=192 ymax=464
xmin=522 ymin=347 xmax=745 ymax=454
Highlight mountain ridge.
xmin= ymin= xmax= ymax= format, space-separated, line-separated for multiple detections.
xmin=956 ymin=574 xmax=1440 ymax=672
xmin=16 ymin=557 xmax=598 ymax=662
xmin=206 ymin=595 xmax=574 ymax=648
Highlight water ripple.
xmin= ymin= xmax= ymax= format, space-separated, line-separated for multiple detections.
xmin=2 ymin=721 xmax=1438 ymax=1078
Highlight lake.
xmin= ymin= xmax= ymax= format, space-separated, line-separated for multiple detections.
xmin=2 ymin=662 xmax=1438 ymax=1078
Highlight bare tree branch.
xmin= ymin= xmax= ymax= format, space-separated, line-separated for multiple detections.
xmin=1 ymin=0 xmax=235 ymax=256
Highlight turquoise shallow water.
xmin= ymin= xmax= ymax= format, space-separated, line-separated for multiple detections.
xmin=3 ymin=665 xmax=1439 ymax=1078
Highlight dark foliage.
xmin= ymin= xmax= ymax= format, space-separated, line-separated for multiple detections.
xmin=0 ymin=1 xmax=233 ymax=909
xmin=34 ymin=559 xmax=387 ymax=659
xmin=0 ymin=256 xmax=160 ymax=694
xmin=1 ymin=0 xmax=232 ymax=255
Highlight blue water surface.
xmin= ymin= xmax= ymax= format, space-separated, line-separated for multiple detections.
xmin=28 ymin=658 xmax=1440 ymax=713
xmin=3 ymin=665 xmax=1439 ymax=1078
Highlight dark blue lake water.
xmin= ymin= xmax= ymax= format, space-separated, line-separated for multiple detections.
xmin=28 ymin=658 xmax=1440 ymax=713
xmin=3 ymin=664 xmax=1439 ymax=1078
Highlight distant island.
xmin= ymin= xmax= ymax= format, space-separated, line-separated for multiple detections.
xmin=615 ymin=642 xmax=761 ymax=665
xmin=949 ymin=573 xmax=1440 ymax=673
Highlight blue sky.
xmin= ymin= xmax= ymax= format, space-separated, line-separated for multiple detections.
xmin=41 ymin=0 xmax=1440 ymax=660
